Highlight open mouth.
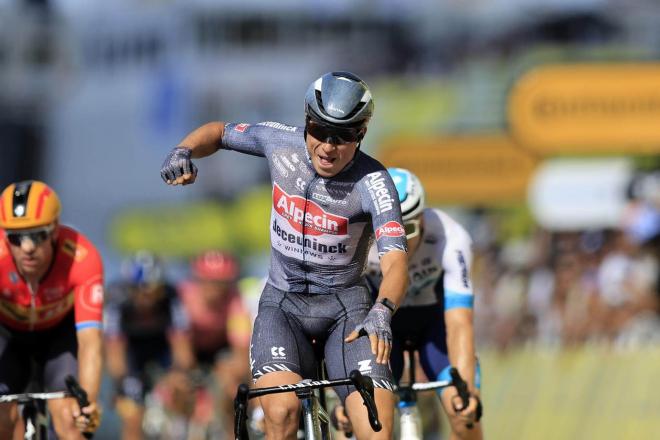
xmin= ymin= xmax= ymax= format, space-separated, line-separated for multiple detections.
xmin=318 ymin=154 xmax=336 ymax=167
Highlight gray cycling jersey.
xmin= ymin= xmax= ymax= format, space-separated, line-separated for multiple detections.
xmin=222 ymin=121 xmax=407 ymax=294
xmin=367 ymin=208 xmax=474 ymax=308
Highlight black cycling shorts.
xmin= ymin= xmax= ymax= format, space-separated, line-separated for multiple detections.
xmin=0 ymin=313 xmax=78 ymax=394
xmin=250 ymin=283 xmax=394 ymax=403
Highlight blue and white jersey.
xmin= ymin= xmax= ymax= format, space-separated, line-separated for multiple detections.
xmin=221 ymin=121 xmax=407 ymax=294
xmin=366 ymin=208 xmax=473 ymax=309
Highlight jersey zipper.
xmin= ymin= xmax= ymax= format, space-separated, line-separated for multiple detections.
xmin=302 ymin=175 xmax=319 ymax=288
xmin=28 ymin=283 xmax=37 ymax=331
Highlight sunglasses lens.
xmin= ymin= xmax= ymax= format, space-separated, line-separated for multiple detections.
xmin=6 ymin=234 xmax=22 ymax=246
xmin=6 ymin=229 xmax=51 ymax=246
xmin=307 ymin=122 xmax=361 ymax=144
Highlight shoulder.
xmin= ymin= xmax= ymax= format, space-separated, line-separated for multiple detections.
xmin=0 ymin=232 xmax=12 ymax=266
xmin=57 ymin=226 xmax=103 ymax=277
xmin=353 ymin=152 xmax=388 ymax=181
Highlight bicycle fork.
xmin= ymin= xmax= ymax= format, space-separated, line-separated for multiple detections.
xmin=296 ymin=385 xmax=331 ymax=440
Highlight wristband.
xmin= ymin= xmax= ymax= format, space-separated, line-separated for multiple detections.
xmin=379 ymin=297 xmax=396 ymax=313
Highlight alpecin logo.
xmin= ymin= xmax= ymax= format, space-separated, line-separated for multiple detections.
xmin=365 ymin=172 xmax=394 ymax=215
xmin=273 ymin=184 xmax=348 ymax=236
xmin=375 ymin=221 xmax=405 ymax=240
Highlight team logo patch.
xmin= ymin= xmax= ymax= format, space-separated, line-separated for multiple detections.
xmin=61 ymin=239 xmax=88 ymax=262
xmin=273 ymin=184 xmax=348 ymax=236
xmin=234 ymin=123 xmax=250 ymax=132
xmin=375 ymin=221 xmax=405 ymax=240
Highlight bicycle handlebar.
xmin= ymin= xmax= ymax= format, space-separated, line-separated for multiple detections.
xmin=65 ymin=375 xmax=94 ymax=439
xmin=233 ymin=370 xmax=381 ymax=440
xmin=0 ymin=391 xmax=70 ymax=404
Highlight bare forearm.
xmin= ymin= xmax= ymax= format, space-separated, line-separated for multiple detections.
xmin=178 ymin=122 xmax=226 ymax=158
xmin=377 ymin=251 xmax=408 ymax=307
xmin=447 ymin=321 xmax=477 ymax=393
xmin=105 ymin=339 xmax=127 ymax=379
xmin=77 ymin=329 xmax=103 ymax=402
xmin=169 ymin=332 xmax=195 ymax=370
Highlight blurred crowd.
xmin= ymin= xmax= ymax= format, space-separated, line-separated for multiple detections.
xmin=472 ymin=173 xmax=660 ymax=352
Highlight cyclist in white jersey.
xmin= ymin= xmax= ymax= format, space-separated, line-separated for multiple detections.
xmin=337 ymin=168 xmax=483 ymax=439
xmin=160 ymin=72 xmax=409 ymax=440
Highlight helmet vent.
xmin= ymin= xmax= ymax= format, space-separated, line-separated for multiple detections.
xmin=12 ymin=181 xmax=32 ymax=218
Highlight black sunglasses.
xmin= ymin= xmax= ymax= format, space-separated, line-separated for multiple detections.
xmin=306 ymin=120 xmax=364 ymax=144
xmin=5 ymin=226 xmax=54 ymax=247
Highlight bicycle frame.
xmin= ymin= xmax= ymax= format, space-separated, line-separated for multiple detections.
xmin=234 ymin=370 xmax=381 ymax=440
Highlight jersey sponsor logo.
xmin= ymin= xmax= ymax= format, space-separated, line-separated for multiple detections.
xmin=44 ymin=287 xmax=65 ymax=301
xmin=273 ymin=184 xmax=348 ymax=236
xmin=312 ymin=192 xmax=348 ymax=206
xmin=270 ymin=346 xmax=286 ymax=359
xmin=375 ymin=221 xmax=405 ymax=240
xmin=79 ymin=280 xmax=104 ymax=312
xmin=61 ymin=239 xmax=88 ymax=262
xmin=295 ymin=177 xmax=306 ymax=192
xmin=257 ymin=121 xmax=297 ymax=132
xmin=272 ymin=219 xmax=347 ymax=254
xmin=272 ymin=155 xmax=289 ymax=178
xmin=280 ymin=156 xmax=296 ymax=172
xmin=9 ymin=272 xmax=18 ymax=284
xmin=365 ymin=172 xmax=394 ymax=215
xmin=456 ymin=250 xmax=469 ymax=288
xmin=291 ymin=153 xmax=300 ymax=164
xmin=234 ymin=123 xmax=250 ymax=132
xmin=357 ymin=359 xmax=372 ymax=374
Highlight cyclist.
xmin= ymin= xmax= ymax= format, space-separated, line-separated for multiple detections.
xmin=177 ymin=250 xmax=252 ymax=435
xmin=0 ymin=180 xmax=103 ymax=439
xmin=104 ymin=251 xmax=194 ymax=440
xmin=160 ymin=71 xmax=409 ymax=439
xmin=338 ymin=168 xmax=483 ymax=439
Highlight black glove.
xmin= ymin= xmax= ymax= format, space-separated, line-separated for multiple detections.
xmin=160 ymin=147 xmax=198 ymax=183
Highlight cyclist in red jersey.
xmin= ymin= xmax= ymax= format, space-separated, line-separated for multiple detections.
xmin=178 ymin=250 xmax=252 ymax=435
xmin=0 ymin=180 xmax=103 ymax=439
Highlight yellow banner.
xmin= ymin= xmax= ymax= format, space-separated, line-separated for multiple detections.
xmin=509 ymin=63 xmax=660 ymax=154
xmin=472 ymin=347 xmax=660 ymax=440
xmin=377 ymin=135 xmax=537 ymax=205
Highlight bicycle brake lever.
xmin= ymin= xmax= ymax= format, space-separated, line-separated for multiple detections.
xmin=64 ymin=375 xmax=94 ymax=439
xmin=449 ymin=368 xmax=474 ymax=429
xmin=233 ymin=383 xmax=250 ymax=440
xmin=349 ymin=370 xmax=382 ymax=432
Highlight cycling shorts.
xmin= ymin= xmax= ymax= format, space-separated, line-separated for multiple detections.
xmin=390 ymin=304 xmax=480 ymax=396
xmin=0 ymin=312 xmax=78 ymax=394
xmin=250 ymin=283 xmax=394 ymax=403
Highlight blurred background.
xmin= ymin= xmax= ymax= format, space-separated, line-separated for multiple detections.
xmin=1 ymin=0 xmax=659 ymax=438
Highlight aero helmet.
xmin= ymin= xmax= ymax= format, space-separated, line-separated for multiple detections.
xmin=191 ymin=250 xmax=239 ymax=282
xmin=387 ymin=168 xmax=425 ymax=222
xmin=304 ymin=71 xmax=374 ymax=128
xmin=122 ymin=251 xmax=164 ymax=286
xmin=0 ymin=180 xmax=61 ymax=230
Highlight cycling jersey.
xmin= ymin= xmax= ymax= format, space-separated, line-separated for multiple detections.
xmin=366 ymin=208 xmax=473 ymax=308
xmin=0 ymin=226 xmax=104 ymax=332
xmin=177 ymin=280 xmax=251 ymax=359
xmin=221 ymin=122 xmax=407 ymax=294
xmin=365 ymin=208 xmax=478 ymax=389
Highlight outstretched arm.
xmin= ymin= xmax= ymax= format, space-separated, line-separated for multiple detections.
xmin=161 ymin=122 xmax=226 ymax=185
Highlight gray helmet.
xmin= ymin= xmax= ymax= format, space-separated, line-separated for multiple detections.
xmin=304 ymin=71 xmax=374 ymax=128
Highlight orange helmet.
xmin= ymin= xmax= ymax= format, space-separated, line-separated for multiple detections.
xmin=0 ymin=180 xmax=61 ymax=230
xmin=191 ymin=250 xmax=239 ymax=282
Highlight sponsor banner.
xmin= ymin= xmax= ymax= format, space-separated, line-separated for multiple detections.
xmin=257 ymin=121 xmax=298 ymax=132
xmin=528 ymin=158 xmax=632 ymax=230
xmin=378 ymin=135 xmax=537 ymax=205
xmin=509 ymin=63 xmax=660 ymax=154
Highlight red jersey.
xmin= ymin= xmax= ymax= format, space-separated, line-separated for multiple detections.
xmin=178 ymin=281 xmax=251 ymax=353
xmin=0 ymin=225 xmax=104 ymax=331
